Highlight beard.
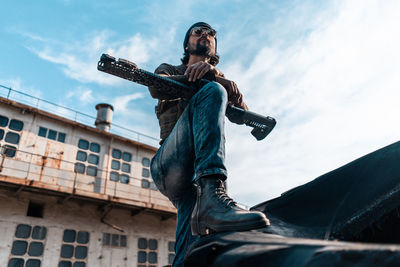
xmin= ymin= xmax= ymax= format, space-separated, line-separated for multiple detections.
xmin=188 ymin=38 xmax=213 ymax=57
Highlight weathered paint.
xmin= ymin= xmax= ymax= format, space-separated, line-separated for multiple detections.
xmin=0 ymin=95 xmax=178 ymax=266
xmin=0 ymin=98 xmax=176 ymax=215
xmin=0 ymin=189 xmax=176 ymax=266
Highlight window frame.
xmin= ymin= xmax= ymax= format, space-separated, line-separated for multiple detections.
xmin=59 ymin=229 xmax=90 ymax=266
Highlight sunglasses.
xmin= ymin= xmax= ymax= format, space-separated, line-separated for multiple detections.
xmin=191 ymin=27 xmax=217 ymax=38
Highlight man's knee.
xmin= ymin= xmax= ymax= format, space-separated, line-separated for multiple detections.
xmin=205 ymin=81 xmax=227 ymax=98
xmin=195 ymin=81 xmax=227 ymax=104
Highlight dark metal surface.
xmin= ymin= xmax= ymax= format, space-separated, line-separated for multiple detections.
xmin=253 ymin=141 xmax=400 ymax=243
xmin=185 ymin=141 xmax=400 ymax=266
xmin=184 ymin=230 xmax=400 ymax=267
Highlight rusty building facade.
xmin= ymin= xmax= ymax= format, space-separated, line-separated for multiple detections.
xmin=0 ymin=86 xmax=177 ymax=267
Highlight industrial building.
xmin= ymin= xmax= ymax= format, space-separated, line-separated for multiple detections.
xmin=0 ymin=85 xmax=176 ymax=267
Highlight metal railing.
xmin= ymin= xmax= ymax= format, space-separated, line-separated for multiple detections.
xmin=0 ymin=85 xmax=160 ymax=147
xmin=0 ymin=146 xmax=174 ymax=212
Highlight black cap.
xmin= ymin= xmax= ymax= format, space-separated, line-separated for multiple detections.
xmin=183 ymin=22 xmax=217 ymax=52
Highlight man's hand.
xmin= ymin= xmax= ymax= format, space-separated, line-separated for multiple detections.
xmin=185 ymin=62 xmax=223 ymax=82
xmin=215 ymin=76 xmax=248 ymax=111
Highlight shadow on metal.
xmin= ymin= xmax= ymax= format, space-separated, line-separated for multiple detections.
xmin=184 ymin=141 xmax=400 ymax=266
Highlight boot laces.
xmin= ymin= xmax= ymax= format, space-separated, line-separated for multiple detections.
xmin=215 ymin=187 xmax=237 ymax=207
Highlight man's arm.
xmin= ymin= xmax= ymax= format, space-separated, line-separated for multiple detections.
xmin=151 ymin=62 xmax=249 ymax=112
xmin=184 ymin=61 xmax=248 ymax=110
xmin=185 ymin=61 xmax=250 ymax=124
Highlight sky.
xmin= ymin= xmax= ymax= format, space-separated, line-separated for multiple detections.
xmin=1 ymin=0 xmax=400 ymax=206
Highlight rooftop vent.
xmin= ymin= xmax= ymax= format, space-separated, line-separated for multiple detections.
xmin=95 ymin=103 xmax=114 ymax=132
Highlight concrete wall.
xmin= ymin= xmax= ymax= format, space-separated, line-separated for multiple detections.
xmin=0 ymin=188 xmax=176 ymax=266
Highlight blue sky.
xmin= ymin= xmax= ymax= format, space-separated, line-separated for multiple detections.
xmin=1 ymin=0 xmax=400 ymax=206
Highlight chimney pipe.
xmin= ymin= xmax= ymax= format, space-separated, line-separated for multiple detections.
xmin=95 ymin=103 xmax=114 ymax=132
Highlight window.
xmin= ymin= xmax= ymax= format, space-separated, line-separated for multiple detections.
xmin=121 ymin=163 xmax=130 ymax=173
xmin=120 ymin=174 xmax=129 ymax=184
xmin=15 ymin=224 xmax=31 ymax=238
xmin=27 ymin=202 xmax=44 ymax=218
xmin=11 ymin=240 xmax=28 ymax=255
xmin=74 ymin=163 xmax=85 ymax=174
xmin=59 ymin=229 xmax=89 ymax=266
xmin=111 ymin=160 xmax=120 ymax=170
xmin=4 ymin=133 xmax=20 ymax=149
xmin=2 ymin=145 xmax=17 ymax=157
xmin=75 ymin=139 xmax=101 ymax=179
xmin=8 ymin=224 xmax=47 ymax=266
xmin=78 ymin=139 xmax=89 ymax=150
xmin=32 ymin=226 xmax=47 ymax=240
xmin=0 ymin=116 xmax=23 ymax=157
xmin=89 ymin=143 xmax=100 ymax=153
xmin=88 ymin=154 xmax=99 ymax=165
xmin=122 ymin=152 xmax=131 ymax=162
xmin=38 ymin=127 xmax=47 ymax=137
xmin=58 ymin=132 xmax=66 ymax=143
xmin=0 ymin=115 xmax=9 ymax=127
xmin=168 ymin=241 xmax=176 ymax=265
xmin=37 ymin=126 xmax=66 ymax=143
xmin=137 ymin=238 xmax=158 ymax=267
xmin=141 ymin=179 xmax=150 ymax=189
xmin=142 ymin=168 xmax=150 ymax=178
xmin=9 ymin=119 xmax=24 ymax=131
xmin=76 ymin=151 xmax=87 ymax=161
xmin=48 ymin=129 xmax=57 ymax=140
xmin=5 ymin=132 xmax=20 ymax=144
xmin=112 ymin=149 xmax=121 ymax=159
xmin=141 ymin=157 xmax=155 ymax=190
xmin=142 ymin=157 xmax=151 ymax=167
xmin=102 ymin=233 xmax=127 ymax=247
xmin=86 ymin=166 xmax=98 ymax=177
xmin=109 ymin=148 xmax=132 ymax=185
xmin=110 ymin=172 xmax=119 ymax=182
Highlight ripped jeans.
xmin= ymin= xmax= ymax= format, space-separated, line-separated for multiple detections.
xmin=150 ymin=82 xmax=228 ymax=267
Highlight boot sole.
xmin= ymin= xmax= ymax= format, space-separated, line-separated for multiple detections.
xmin=192 ymin=217 xmax=270 ymax=236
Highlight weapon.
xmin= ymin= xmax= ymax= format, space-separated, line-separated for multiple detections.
xmin=97 ymin=54 xmax=276 ymax=141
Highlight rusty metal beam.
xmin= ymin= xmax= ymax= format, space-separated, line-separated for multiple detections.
xmin=15 ymin=185 xmax=25 ymax=195
xmin=100 ymin=204 xmax=124 ymax=232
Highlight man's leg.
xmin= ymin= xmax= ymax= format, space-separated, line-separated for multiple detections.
xmin=151 ymin=82 xmax=226 ymax=266
xmin=151 ymin=82 xmax=268 ymax=266
xmin=187 ymin=82 xmax=269 ymax=236
xmin=150 ymin=82 xmax=229 ymax=202
xmin=151 ymin=82 xmax=230 ymax=266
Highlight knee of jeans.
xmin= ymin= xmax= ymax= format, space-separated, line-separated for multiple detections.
xmin=200 ymin=82 xmax=227 ymax=102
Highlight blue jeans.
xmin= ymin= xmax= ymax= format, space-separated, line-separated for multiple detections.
xmin=150 ymin=82 xmax=228 ymax=267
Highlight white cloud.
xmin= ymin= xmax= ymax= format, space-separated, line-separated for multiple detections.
xmin=11 ymin=0 xmax=400 ymax=208
xmin=111 ymin=92 xmax=145 ymax=114
xmin=26 ymin=31 xmax=158 ymax=85
xmin=66 ymin=86 xmax=95 ymax=104
xmin=224 ymin=0 xmax=400 ymax=206
xmin=108 ymin=92 xmax=160 ymax=146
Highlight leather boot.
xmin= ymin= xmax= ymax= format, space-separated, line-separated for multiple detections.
xmin=191 ymin=177 xmax=270 ymax=236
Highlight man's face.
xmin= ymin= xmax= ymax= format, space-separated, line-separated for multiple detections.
xmin=186 ymin=27 xmax=216 ymax=57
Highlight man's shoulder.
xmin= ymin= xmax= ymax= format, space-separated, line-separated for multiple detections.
xmin=155 ymin=63 xmax=186 ymax=75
